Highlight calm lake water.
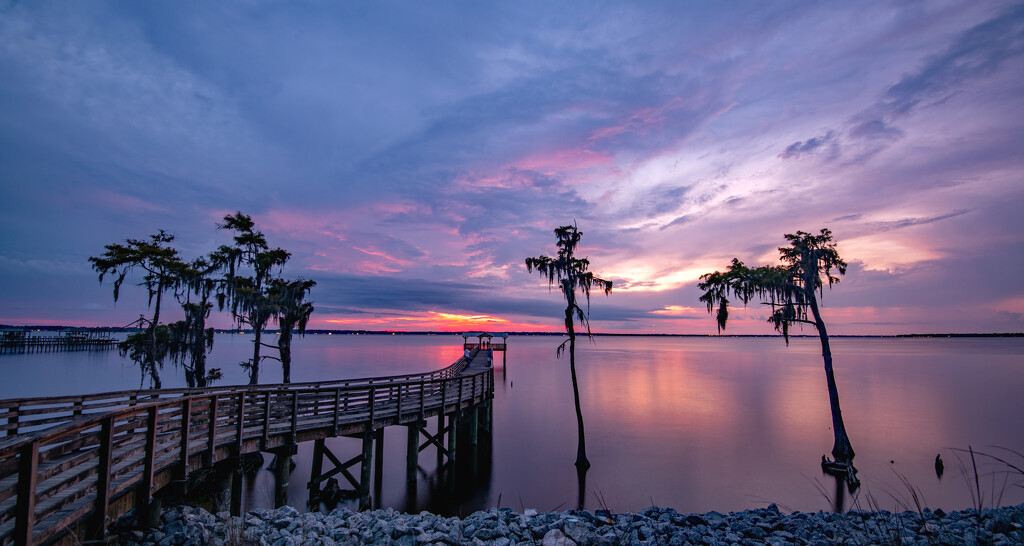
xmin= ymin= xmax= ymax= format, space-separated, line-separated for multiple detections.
xmin=2 ymin=334 xmax=1022 ymax=516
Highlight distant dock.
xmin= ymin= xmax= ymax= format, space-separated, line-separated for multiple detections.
xmin=0 ymin=329 xmax=118 ymax=354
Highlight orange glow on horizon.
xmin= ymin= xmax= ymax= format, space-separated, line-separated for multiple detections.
xmin=316 ymin=311 xmax=555 ymax=332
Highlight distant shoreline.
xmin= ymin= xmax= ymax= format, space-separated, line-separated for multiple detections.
xmin=2 ymin=325 xmax=1021 ymax=338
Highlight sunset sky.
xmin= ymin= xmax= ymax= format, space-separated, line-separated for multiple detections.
xmin=1 ymin=1 xmax=1022 ymax=334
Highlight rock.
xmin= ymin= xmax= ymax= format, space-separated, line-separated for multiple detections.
xmin=395 ymin=535 xmax=418 ymax=546
xmin=109 ymin=496 xmax=1024 ymax=546
xmin=686 ymin=514 xmax=708 ymax=526
xmin=543 ymin=528 xmax=576 ymax=546
xmin=563 ymin=521 xmax=591 ymax=543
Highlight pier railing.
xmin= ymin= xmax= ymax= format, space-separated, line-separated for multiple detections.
xmin=0 ymin=354 xmax=470 ymax=439
xmin=0 ymin=351 xmax=493 ymax=544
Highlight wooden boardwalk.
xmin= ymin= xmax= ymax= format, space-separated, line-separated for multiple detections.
xmin=0 ymin=346 xmax=495 ymax=544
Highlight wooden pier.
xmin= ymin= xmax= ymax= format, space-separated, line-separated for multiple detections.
xmin=0 ymin=344 xmax=496 ymax=544
xmin=0 ymin=330 xmax=117 ymax=354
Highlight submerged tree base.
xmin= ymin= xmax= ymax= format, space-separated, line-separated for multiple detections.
xmin=822 ymin=456 xmax=860 ymax=489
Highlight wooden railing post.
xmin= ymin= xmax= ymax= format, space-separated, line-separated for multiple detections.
xmin=235 ymin=392 xmax=246 ymax=455
xmin=396 ymin=383 xmax=403 ymax=422
xmin=441 ymin=381 xmax=448 ymax=414
xmin=419 ymin=381 xmax=425 ymax=420
xmin=262 ymin=391 xmax=271 ymax=449
xmin=14 ymin=439 xmax=39 ymax=543
xmin=368 ymin=386 xmax=376 ymax=428
xmin=178 ymin=398 xmax=192 ymax=490
xmin=290 ymin=391 xmax=299 ymax=444
xmin=206 ymin=395 xmax=219 ymax=467
xmin=136 ymin=406 xmax=158 ymax=529
xmin=89 ymin=415 xmax=114 ymax=539
xmin=332 ymin=388 xmax=341 ymax=433
xmin=7 ymin=408 xmax=19 ymax=437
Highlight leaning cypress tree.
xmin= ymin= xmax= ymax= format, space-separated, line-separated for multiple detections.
xmin=698 ymin=228 xmax=857 ymax=481
xmin=90 ymin=230 xmax=182 ymax=389
xmin=525 ymin=224 xmax=612 ymax=470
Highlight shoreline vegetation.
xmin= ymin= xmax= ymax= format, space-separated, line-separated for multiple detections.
xmin=2 ymin=325 xmax=1022 ymax=338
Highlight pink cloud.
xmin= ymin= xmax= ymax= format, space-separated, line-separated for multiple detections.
xmin=586 ymin=97 xmax=684 ymax=143
xmin=87 ymin=190 xmax=168 ymax=214
xmin=516 ymin=147 xmax=613 ymax=173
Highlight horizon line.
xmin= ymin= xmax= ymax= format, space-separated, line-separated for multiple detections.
xmin=2 ymin=325 xmax=1021 ymax=338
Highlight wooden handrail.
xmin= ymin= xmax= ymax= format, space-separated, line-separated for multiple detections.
xmin=0 ymin=351 xmax=475 ymax=438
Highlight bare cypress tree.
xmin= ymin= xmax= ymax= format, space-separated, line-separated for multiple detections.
xmin=698 ymin=229 xmax=857 ymax=481
xmin=525 ymin=224 xmax=612 ymax=470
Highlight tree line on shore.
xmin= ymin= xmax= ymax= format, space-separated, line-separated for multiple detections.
xmin=90 ymin=212 xmax=315 ymax=389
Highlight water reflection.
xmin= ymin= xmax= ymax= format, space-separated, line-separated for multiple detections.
xmin=2 ymin=335 xmax=1022 ymax=515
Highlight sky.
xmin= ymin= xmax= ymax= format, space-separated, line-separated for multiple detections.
xmin=1 ymin=1 xmax=1022 ymax=335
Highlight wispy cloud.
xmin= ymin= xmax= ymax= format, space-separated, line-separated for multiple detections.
xmin=1 ymin=1 xmax=1021 ymax=334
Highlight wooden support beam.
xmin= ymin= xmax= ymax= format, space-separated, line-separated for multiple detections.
xmin=310 ymin=438 xmax=325 ymax=490
xmin=470 ymin=405 xmax=479 ymax=447
xmin=418 ymin=424 xmax=449 ymax=457
xmin=231 ymin=465 xmax=243 ymax=515
xmin=374 ymin=429 xmax=384 ymax=508
xmin=435 ymin=413 xmax=444 ymax=469
xmin=406 ymin=422 xmax=420 ymax=482
xmin=273 ymin=447 xmax=294 ymax=509
xmin=336 ymin=453 xmax=364 ymax=490
xmin=447 ymin=411 xmax=458 ymax=466
xmin=359 ymin=432 xmax=373 ymax=510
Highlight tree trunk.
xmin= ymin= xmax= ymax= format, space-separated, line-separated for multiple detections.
xmin=808 ymin=290 xmax=855 ymax=464
xmin=193 ymin=305 xmax=208 ymax=388
xmin=250 ymin=325 xmax=261 ymax=385
xmin=566 ymin=306 xmax=590 ymax=470
xmin=148 ymin=288 xmax=163 ymax=389
xmin=279 ymin=323 xmax=293 ymax=384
